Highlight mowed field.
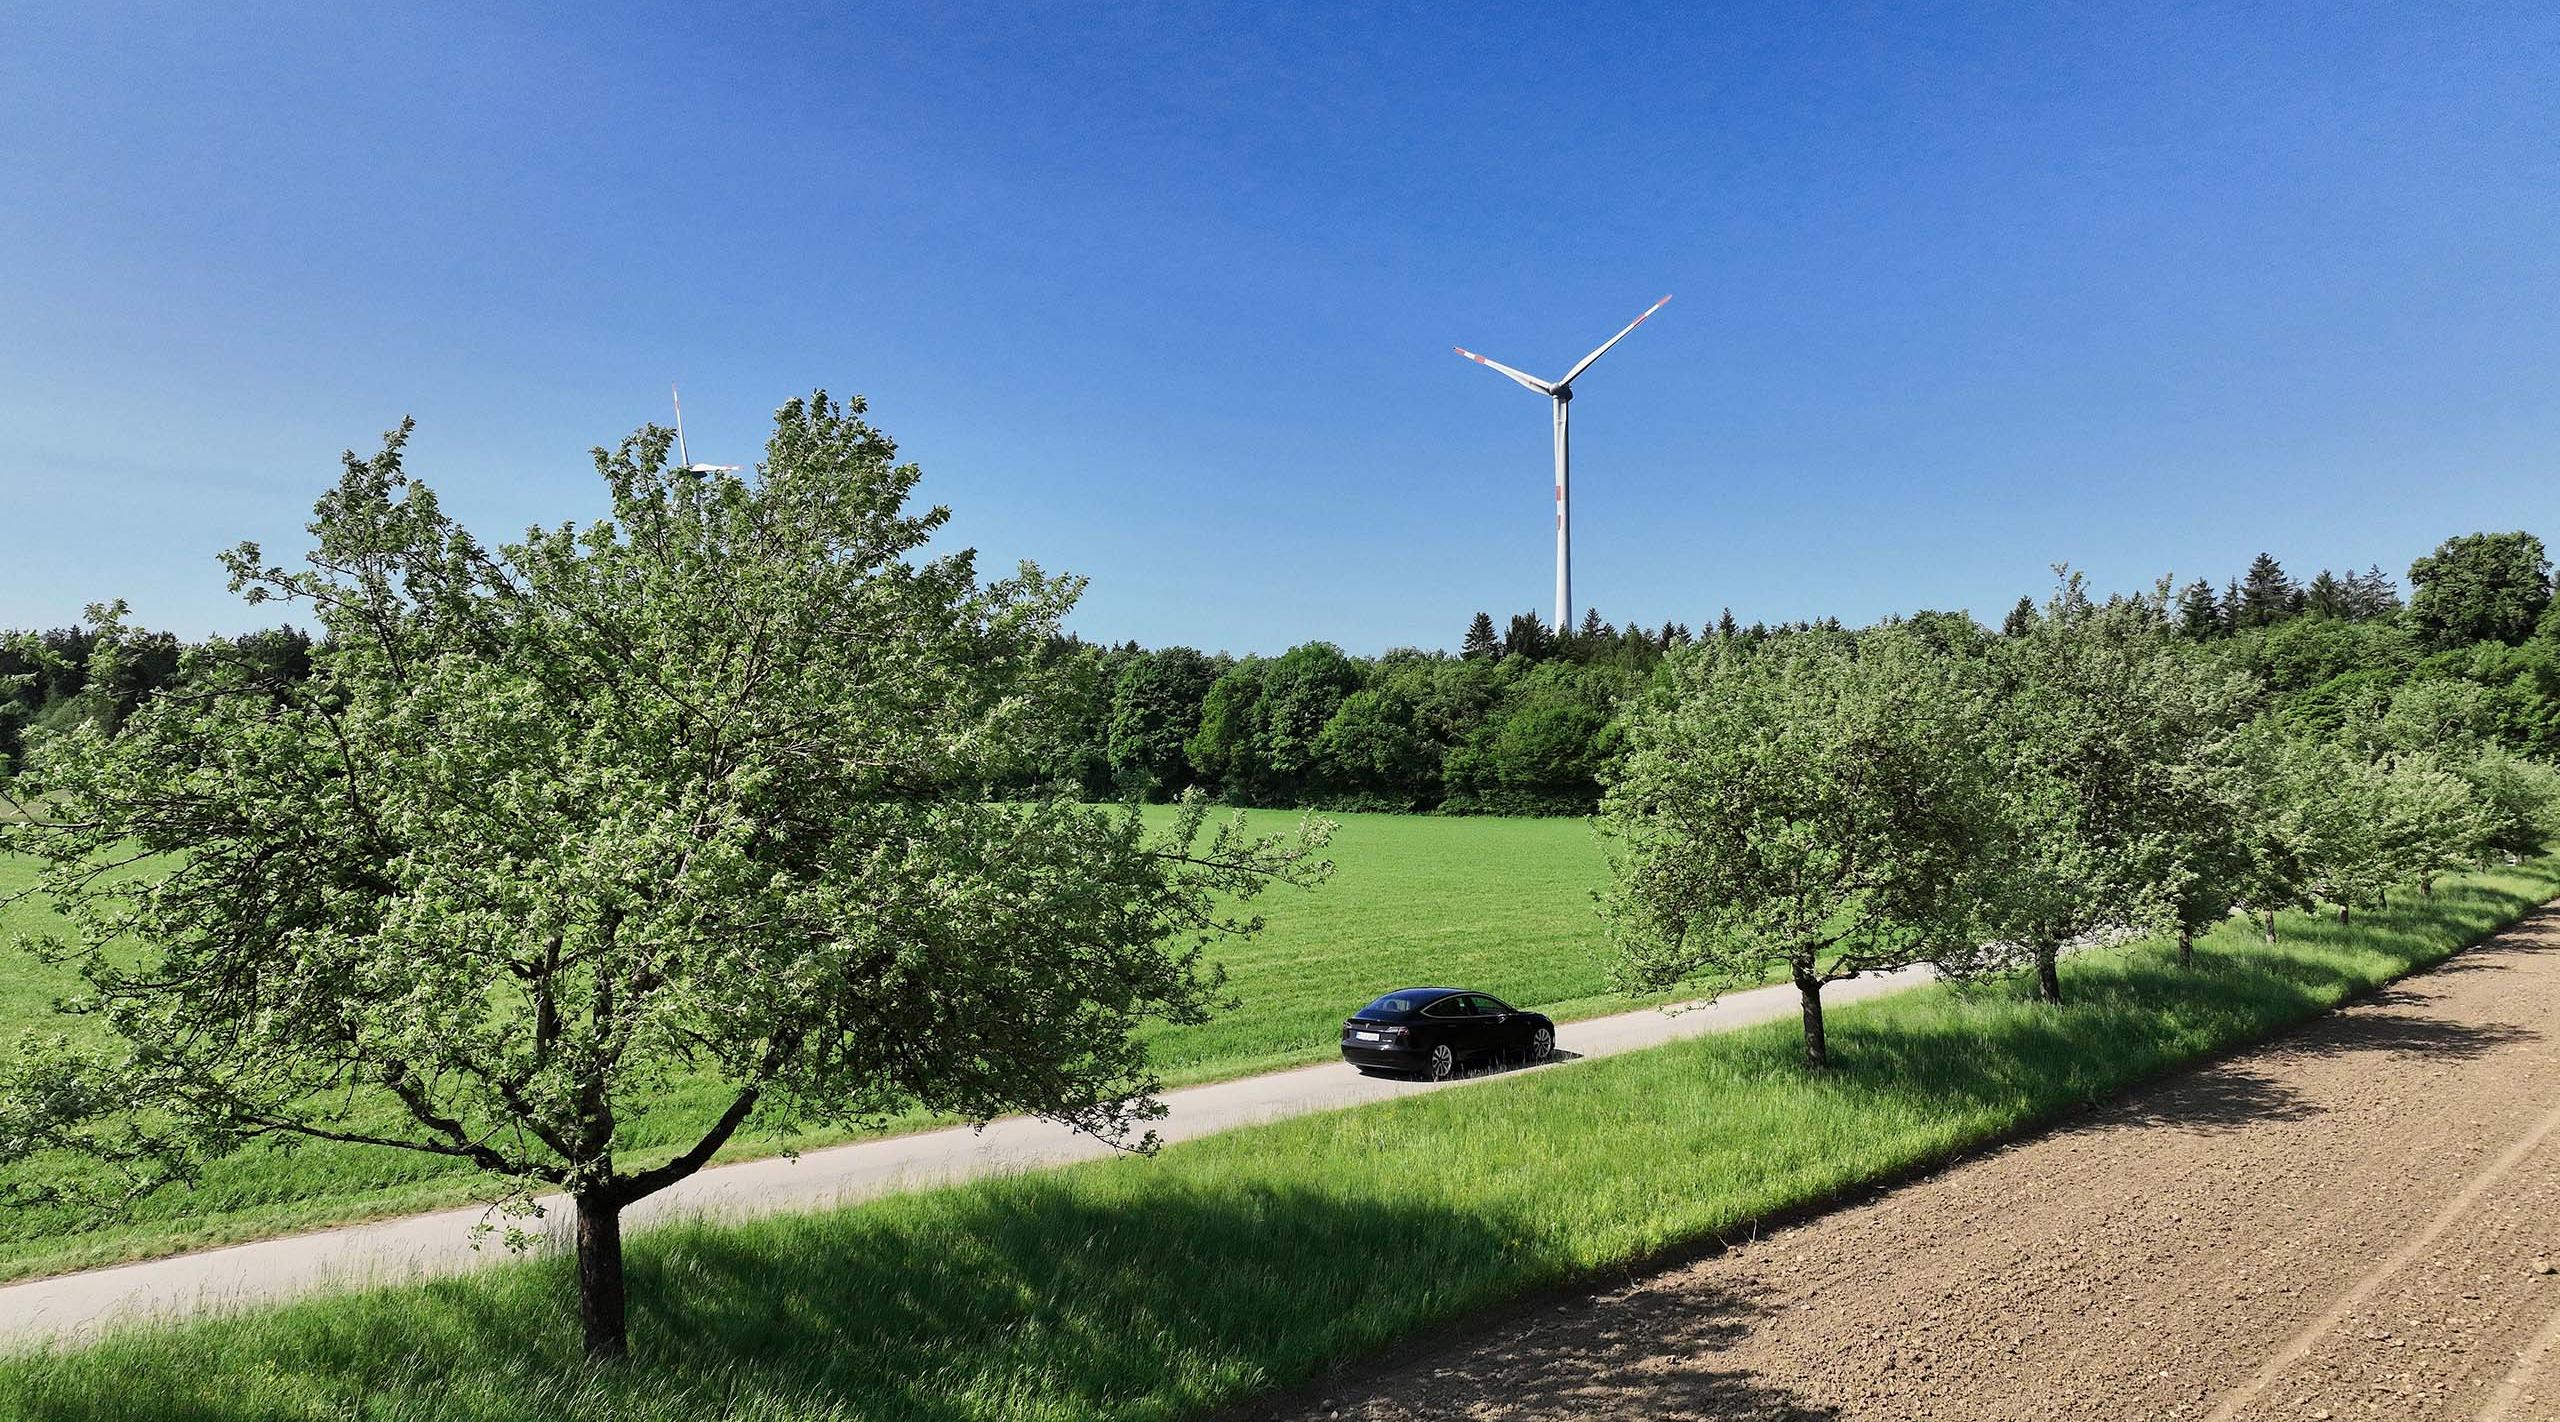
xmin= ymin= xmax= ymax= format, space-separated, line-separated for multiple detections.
xmin=0 ymin=809 xmax=1624 ymax=1281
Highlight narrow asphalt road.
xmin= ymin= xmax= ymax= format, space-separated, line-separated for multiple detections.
xmin=0 ymin=966 xmax=1933 ymax=1345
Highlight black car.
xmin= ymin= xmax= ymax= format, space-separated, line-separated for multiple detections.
xmin=1339 ymin=987 xmax=1556 ymax=1080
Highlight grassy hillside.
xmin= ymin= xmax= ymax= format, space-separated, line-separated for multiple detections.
xmin=0 ymin=809 xmax=1629 ymax=1280
xmin=6 ymin=856 xmax=2551 ymax=1421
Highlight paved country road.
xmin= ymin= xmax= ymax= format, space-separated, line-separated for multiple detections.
xmin=0 ymin=965 xmax=1933 ymax=1345
xmin=1265 ymin=906 xmax=2560 ymax=1422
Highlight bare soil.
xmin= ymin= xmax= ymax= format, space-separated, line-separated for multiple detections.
xmin=1268 ymin=906 xmax=2560 ymax=1422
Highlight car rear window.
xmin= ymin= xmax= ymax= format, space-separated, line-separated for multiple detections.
xmin=1358 ymin=993 xmax=1432 ymax=1018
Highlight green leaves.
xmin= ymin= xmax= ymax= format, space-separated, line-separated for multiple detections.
xmin=0 ymin=392 xmax=1331 ymax=1233
xmin=2409 ymin=532 xmax=2553 ymax=649
xmin=1970 ymin=575 xmax=2259 ymax=984
xmin=1599 ymin=626 xmax=1996 ymax=1000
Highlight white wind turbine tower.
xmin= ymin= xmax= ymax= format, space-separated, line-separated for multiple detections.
xmin=1455 ymin=294 xmax=1671 ymax=633
xmin=670 ymin=384 xmax=742 ymax=474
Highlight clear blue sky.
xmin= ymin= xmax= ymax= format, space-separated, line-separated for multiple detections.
xmin=3 ymin=3 xmax=2554 ymax=652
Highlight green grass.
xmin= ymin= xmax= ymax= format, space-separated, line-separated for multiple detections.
xmin=0 ymin=810 xmax=1635 ymax=1281
xmin=6 ymin=855 xmax=2552 ymax=1422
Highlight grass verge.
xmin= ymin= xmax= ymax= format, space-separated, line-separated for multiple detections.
xmin=6 ymin=856 xmax=2554 ymax=1421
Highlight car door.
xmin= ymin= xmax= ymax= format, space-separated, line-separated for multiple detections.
xmin=1448 ymin=994 xmax=1504 ymax=1060
xmin=1418 ymin=994 xmax=1473 ymax=1061
xmin=1471 ymin=994 xmax=1524 ymax=1054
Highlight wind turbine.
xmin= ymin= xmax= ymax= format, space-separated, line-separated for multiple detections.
xmin=670 ymin=384 xmax=742 ymax=474
xmin=1455 ymin=294 xmax=1671 ymax=633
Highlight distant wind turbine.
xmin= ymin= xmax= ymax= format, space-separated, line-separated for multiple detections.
xmin=671 ymin=385 xmax=742 ymax=474
xmin=1455 ymin=294 xmax=1671 ymax=632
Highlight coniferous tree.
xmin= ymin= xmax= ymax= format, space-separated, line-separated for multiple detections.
xmin=2236 ymin=553 xmax=2298 ymax=629
xmin=2304 ymin=570 xmax=2351 ymax=619
xmin=2347 ymin=564 xmax=2403 ymax=619
xmin=1577 ymin=607 xmax=1606 ymax=643
xmin=2222 ymin=577 xmax=2243 ymax=635
xmin=1502 ymin=610 xmax=1553 ymax=662
xmin=1716 ymin=607 xmax=1739 ymax=640
xmin=2001 ymin=595 xmax=2037 ymax=637
xmin=1460 ymin=612 xmax=1500 ymax=661
xmin=2175 ymin=579 xmax=2222 ymax=638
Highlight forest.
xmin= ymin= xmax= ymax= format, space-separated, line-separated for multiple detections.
xmin=5 ymin=531 xmax=2553 ymax=818
xmin=1010 ymin=530 xmax=2558 ymax=812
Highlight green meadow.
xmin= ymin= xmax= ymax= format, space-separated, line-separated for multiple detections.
xmin=0 ymin=809 xmax=1635 ymax=1281
xmin=5 ymin=855 xmax=2550 ymax=1420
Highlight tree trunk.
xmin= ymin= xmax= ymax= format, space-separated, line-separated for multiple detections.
xmin=2261 ymin=911 xmax=2277 ymax=945
xmin=2421 ymin=872 xmax=2435 ymax=898
xmin=576 ymin=1191 xmax=630 ymax=1361
xmin=2177 ymin=925 xmax=2194 ymax=969
xmin=2338 ymin=903 xmax=2351 ymax=925
xmin=1794 ymin=969 xmax=1829 ymax=1070
xmin=2035 ymin=945 xmax=2063 ymax=1005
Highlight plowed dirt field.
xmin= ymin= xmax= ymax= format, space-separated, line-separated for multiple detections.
xmin=1273 ymin=906 xmax=2560 ymax=1421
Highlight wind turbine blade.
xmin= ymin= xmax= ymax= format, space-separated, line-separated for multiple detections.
xmin=672 ymin=383 xmax=692 ymax=470
xmin=1557 ymin=294 xmax=1671 ymax=388
xmin=1453 ymin=345 xmax=1554 ymax=395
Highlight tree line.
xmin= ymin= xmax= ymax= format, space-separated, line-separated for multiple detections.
xmin=1000 ymin=531 xmax=2559 ymax=815
xmin=1603 ymin=556 xmax=2560 ymax=1067
xmin=8 ymin=533 xmax=2556 ymax=819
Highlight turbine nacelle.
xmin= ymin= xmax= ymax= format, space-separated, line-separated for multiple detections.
xmin=669 ymin=384 xmax=742 ymax=474
xmin=1453 ymin=293 xmax=1671 ymax=402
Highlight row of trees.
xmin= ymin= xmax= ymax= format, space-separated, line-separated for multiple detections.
xmin=10 ymin=538 xmax=2552 ymax=814
xmin=1602 ymin=574 xmax=2560 ymax=1066
xmin=1013 ymin=533 xmax=2557 ymax=815
xmin=1022 ymin=638 xmax=1640 ymax=814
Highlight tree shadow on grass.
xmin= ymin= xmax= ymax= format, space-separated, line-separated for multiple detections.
xmin=1709 ymin=898 xmax=2547 ymax=1150
xmin=0 ymin=1178 xmax=1839 ymax=1422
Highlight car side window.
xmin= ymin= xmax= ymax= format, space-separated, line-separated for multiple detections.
xmin=1422 ymin=997 xmax=1461 ymax=1018
xmin=1475 ymin=995 xmax=1510 ymax=1016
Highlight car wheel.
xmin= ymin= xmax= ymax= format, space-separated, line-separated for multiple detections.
xmin=1426 ymin=1043 xmax=1455 ymax=1081
xmin=1529 ymin=1026 xmax=1554 ymax=1062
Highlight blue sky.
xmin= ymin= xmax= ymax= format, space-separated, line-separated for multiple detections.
xmin=3 ymin=3 xmax=2554 ymax=652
